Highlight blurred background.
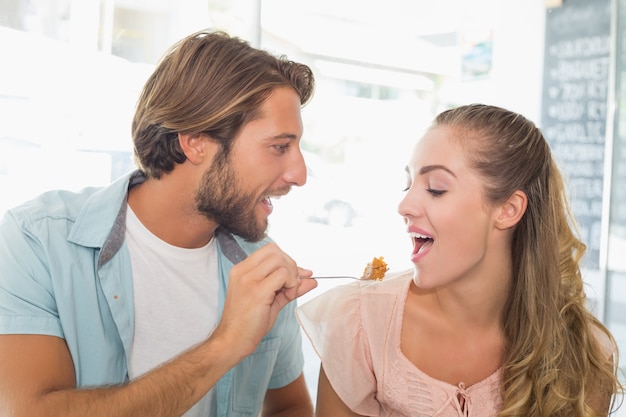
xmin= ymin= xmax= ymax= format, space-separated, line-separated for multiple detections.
xmin=0 ymin=0 xmax=624 ymax=408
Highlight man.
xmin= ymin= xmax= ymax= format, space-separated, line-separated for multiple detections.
xmin=0 ymin=30 xmax=317 ymax=417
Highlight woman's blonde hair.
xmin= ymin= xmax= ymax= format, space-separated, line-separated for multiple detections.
xmin=434 ymin=104 xmax=623 ymax=416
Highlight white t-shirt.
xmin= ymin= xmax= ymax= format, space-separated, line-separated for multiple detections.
xmin=126 ymin=205 xmax=219 ymax=416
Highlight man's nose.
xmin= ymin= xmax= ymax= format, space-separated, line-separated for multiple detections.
xmin=285 ymin=151 xmax=307 ymax=186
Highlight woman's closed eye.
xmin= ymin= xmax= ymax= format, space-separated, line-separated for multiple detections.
xmin=402 ymin=177 xmax=412 ymax=192
xmin=427 ymin=188 xmax=446 ymax=196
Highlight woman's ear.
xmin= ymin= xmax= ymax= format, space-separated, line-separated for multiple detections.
xmin=178 ymin=132 xmax=210 ymax=165
xmin=495 ymin=190 xmax=528 ymax=230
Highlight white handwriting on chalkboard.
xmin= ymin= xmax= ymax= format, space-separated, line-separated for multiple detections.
xmin=546 ymin=100 xmax=607 ymax=122
xmin=587 ymin=100 xmax=607 ymax=120
xmin=547 ymin=102 xmax=584 ymax=120
xmin=550 ymin=57 xmax=610 ymax=82
xmin=560 ymin=161 xmax=605 ymax=177
xmin=543 ymin=122 xmax=604 ymax=143
xmin=553 ymin=143 xmax=604 ymax=161
xmin=547 ymin=80 xmax=607 ymax=101
xmin=560 ymin=82 xmax=586 ymax=100
xmin=548 ymin=36 xmax=610 ymax=59
xmin=588 ymin=80 xmax=607 ymax=98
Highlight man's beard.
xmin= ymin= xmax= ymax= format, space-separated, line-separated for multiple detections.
xmin=195 ymin=152 xmax=268 ymax=242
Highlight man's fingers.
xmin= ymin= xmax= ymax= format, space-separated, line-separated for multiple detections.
xmin=237 ymin=243 xmax=298 ymax=281
xmin=297 ymin=267 xmax=313 ymax=279
xmin=228 ymin=242 xmax=314 ymax=308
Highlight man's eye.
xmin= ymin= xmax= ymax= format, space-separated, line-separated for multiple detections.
xmin=273 ymin=144 xmax=289 ymax=153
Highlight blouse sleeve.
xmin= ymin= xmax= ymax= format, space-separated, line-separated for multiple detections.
xmin=296 ymin=283 xmax=380 ymax=415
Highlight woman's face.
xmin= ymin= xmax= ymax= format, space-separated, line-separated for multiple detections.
xmin=398 ymin=125 xmax=502 ymax=290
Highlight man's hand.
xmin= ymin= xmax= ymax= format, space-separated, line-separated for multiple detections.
xmin=213 ymin=242 xmax=317 ymax=359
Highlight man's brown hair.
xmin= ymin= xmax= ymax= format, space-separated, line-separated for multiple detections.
xmin=132 ymin=30 xmax=315 ymax=178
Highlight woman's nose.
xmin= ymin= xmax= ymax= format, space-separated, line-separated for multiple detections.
xmin=397 ymin=186 xmax=420 ymax=220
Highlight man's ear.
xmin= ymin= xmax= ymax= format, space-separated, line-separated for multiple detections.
xmin=495 ymin=190 xmax=527 ymax=230
xmin=178 ymin=132 xmax=210 ymax=165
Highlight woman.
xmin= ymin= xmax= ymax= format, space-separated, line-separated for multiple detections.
xmin=297 ymin=104 xmax=624 ymax=416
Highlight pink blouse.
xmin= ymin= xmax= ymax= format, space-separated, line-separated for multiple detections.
xmin=296 ymin=270 xmax=504 ymax=417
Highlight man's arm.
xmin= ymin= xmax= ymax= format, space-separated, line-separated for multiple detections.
xmin=261 ymin=373 xmax=313 ymax=417
xmin=0 ymin=243 xmax=317 ymax=417
xmin=0 ymin=332 xmax=239 ymax=417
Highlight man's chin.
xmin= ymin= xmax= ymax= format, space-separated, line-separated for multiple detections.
xmin=221 ymin=222 xmax=268 ymax=243
xmin=238 ymin=230 xmax=267 ymax=243
xmin=247 ymin=231 xmax=268 ymax=243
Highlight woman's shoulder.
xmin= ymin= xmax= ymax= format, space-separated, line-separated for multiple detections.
xmin=590 ymin=321 xmax=617 ymax=360
xmin=358 ymin=268 xmax=413 ymax=294
xmin=303 ymin=268 xmax=412 ymax=301
xmin=296 ymin=269 xmax=413 ymax=325
xmin=326 ymin=268 xmax=412 ymax=307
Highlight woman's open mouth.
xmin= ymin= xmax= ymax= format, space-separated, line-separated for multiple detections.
xmin=410 ymin=232 xmax=433 ymax=257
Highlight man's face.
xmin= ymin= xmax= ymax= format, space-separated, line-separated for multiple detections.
xmin=196 ymin=87 xmax=307 ymax=242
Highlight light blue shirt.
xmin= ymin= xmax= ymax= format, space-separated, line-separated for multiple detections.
xmin=0 ymin=171 xmax=304 ymax=416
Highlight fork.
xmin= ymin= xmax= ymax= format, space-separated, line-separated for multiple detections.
xmin=302 ymin=276 xmax=363 ymax=280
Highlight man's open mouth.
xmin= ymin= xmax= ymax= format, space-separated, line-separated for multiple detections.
xmin=260 ymin=196 xmax=273 ymax=208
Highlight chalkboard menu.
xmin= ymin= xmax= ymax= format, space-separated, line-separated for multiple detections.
xmin=541 ymin=0 xmax=611 ymax=269
xmin=613 ymin=1 xmax=626 ymax=241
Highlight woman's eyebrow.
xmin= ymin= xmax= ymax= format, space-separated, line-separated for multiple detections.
xmin=419 ymin=164 xmax=457 ymax=177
